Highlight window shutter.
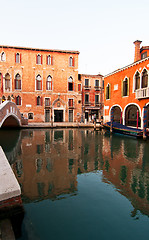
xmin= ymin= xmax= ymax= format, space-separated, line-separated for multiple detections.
xmin=50 ymin=81 xmax=52 ymax=90
xmin=15 ymin=78 xmax=17 ymax=89
xmin=121 ymin=80 xmax=123 ymax=97
xmin=46 ymin=56 xmax=48 ymax=65
xmin=72 ymin=57 xmax=75 ymax=67
xmin=109 ymin=84 xmax=111 ymax=99
xmin=41 ymin=97 xmax=43 ymax=106
xmin=51 ymin=56 xmax=53 ymax=65
xmin=20 ymin=54 xmax=22 ymax=63
xmin=36 ymin=96 xmax=38 ymax=105
xmin=15 ymin=53 xmax=17 ymax=63
xmin=19 ymin=96 xmax=21 ymax=105
xmin=41 ymin=55 xmax=43 ymax=64
xmin=127 ymin=78 xmax=129 ymax=96
xmin=19 ymin=79 xmax=21 ymax=89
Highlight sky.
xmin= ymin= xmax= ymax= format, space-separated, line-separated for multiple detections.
xmin=1 ymin=0 xmax=149 ymax=75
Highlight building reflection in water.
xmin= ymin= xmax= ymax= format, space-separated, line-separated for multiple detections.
xmin=8 ymin=129 xmax=149 ymax=217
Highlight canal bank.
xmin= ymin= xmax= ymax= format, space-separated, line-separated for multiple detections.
xmin=0 ymin=147 xmax=22 ymax=240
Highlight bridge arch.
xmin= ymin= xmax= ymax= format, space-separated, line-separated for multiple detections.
xmin=0 ymin=113 xmax=21 ymax=128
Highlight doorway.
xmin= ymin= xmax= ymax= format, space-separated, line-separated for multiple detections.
xmin=45 ymin=109 xmax=50 ymax=122
xmin=69 ymin=110 xmax=73 ymax=122
xmin=54 ymin=110 xmax=63 ymax=122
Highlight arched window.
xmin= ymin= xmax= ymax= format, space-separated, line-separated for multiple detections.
xmin=141 ymin=69 xmax=148 ymax=88
xmin=36 ymin=54 xmax=42 ymax=64
xmin=15 ymin=73 xmax=21 ymax=90
xmin=5 ymin=73 xmax=10 ymax=91
xmin=36 ymin=75 xmax=42 ymax=90
xmin=47 ymin=55 xmax=53 ymax=65
xmin=106 ymin=84 xmax=110 ymax=100
xmin=15 ymin=95 xmax=21 ymax=105
xmin=68 ymin=76 xmax=73 ymax=91
xmin=15 ymin=53 xmax=21 ymax=63
xmin=46 ymin=75 xmax=52 ymax=90
xmin=37 ymin=96 xmax=42 ymax=106
xmin=1 ymin=52 xmax=6 ymax=61
xmin=134 ymin=71 xmax=140 ymax=90
xmin=69 ymin=57 xmax=74 ymax=67
xmin=2 ymin=96 xmax=6 ymax=102
xmin=122 ymin=78 xmax=129 ymax=97
xmin=7 ymin=96 xmax=11 ymax=101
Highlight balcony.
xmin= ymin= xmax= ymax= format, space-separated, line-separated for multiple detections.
xmin=94 ymin=86 xmax=100 ymax=91
xmin=135 ymin=87 xmax=149 ymax=99
xmin=84 ymin=102 xmax=91 ymax=106
xmin=84 ymin=85 xmax=91 ymax=90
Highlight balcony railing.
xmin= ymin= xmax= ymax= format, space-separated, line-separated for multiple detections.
xmin=94 ymin=86 xmax=100 ymax=91
xmin=84 ymin=102 xmax=91 ymax=106
xmin=136 ymin=87 xmax=149 ymax=99
xmin=84 ymin=85 xmax=91 ymax=90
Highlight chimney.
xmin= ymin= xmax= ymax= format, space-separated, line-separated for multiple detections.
xmin=133 ymin=40 xmax=142 ymax=62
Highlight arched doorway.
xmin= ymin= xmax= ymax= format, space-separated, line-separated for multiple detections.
xmin=125 ymin=104 xmax=141 ymax=127
xmin=112 ymin=106 xmax=121 ymax=123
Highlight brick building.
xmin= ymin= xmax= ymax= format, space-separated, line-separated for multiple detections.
xmin=104 ymin=40 xmax=149 ymax=128
xmin=0 ymin=45 xmax=82 ymax=123
xmin=79 ymin=74 xmax=104 ymax=122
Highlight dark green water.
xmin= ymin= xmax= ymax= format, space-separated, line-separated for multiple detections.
xmin=1 ymin=129 xmax=149 ymax=239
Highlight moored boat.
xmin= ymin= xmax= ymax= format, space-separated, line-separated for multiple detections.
xmin=103 ymin=121 xmax=143 ymax=138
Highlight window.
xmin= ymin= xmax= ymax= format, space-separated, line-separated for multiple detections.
xmin=15 ymin=74 xmax=21 ymax=90
xmin=85 ymin=79 xmax=89 ymax=87
xmin=141 ymin=69 xmax=148 ymax=88
xmin=1 ymin=52 xmax=6 ymax=61
xmin=46 ymin=75 xmax=52 ymax=90
xmin=78 ymin=83 xmax=81 ymax=92
xmin=122 ymin=78 xmax=129 ymax=97
xmin=68 ymin=76 xmax=73 ymax=91
xmin=134 ymin=72 xmax=140 ymax=91
xmin=106 ymin=84 xmax=110 ymax=100
xmin=95 ymin=95 xmax=99 ymax=104
xmin=36 ymin=54 xmax=42 ymax=64
xmin=85 ymin=94 xmax=89 ymax=104
xmin=95 ymin=79 xmax=99 ymax=87
xmin=45 ymin=98 xmax=50 ymax=106
xmin=5 ymin=73 xmax=10 ymax=91
xmin=28 ymin=113 xmax=34 ymax=119
xmin=37 ymin=96 xmax=42 ymax=106
xmin=15 ymin=95 xmax=21 ymax=105
xmin=69 ymin=56 xmax=75 ymax=67
xmin=0 ymin=73 xmax=2 ymax=89
xmin=68 ymin=99 xmax=74 ymax=107
xmin=36 ymin=75 xmax=42 ymax=90
xmin=15 ymin=53 xmax=21 ymax=63
xmin=2 ymin=96 xmax=6 ymax=102
xmin=141 ymin=52 xmax=147 ymax=60
xmin=47 ymin=55 xmax=53 ymax=65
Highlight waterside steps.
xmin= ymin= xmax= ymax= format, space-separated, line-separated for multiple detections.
xmin=0 ymin=146 xmax=22 ymax=239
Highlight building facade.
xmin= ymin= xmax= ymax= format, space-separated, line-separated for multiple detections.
xmin=0 ymin=45 xmax=82 ymax=123
xmin=104 ymin=40 xmax=149 ymax=129
xmin=79 ymin=74 xmax=104 ymax=122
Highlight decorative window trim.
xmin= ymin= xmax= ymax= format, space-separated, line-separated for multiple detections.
xmin=14 ymin=73 xmax=22 ymax=90
xmin=36 ymin=96 xmax=43 ymax=106
xmin=47 ymin=55 xmax=53 ymax=65
xmin=36 ymin=74 xmax=42 ymax=91
xmin=46 ymin=75 xmax=52 ymax=91
xmin=15 ymin=95 xmax=21 ymax=106
xmin=69 ymin=56 xmax=75 ymax=67
xmin=28 ymin=112 xmax=34 ymax=119
xmin=105 ymin=83 xmax=111 ymax=100
xmin=121 ymin=77 xmax=129 ymax=97
xmin=36 ymin=54 xmax=43 ymax=65
xmin=1 ymin=52 xmax=6 ymax=62
xmin=15 ymin=53 xmax=22 ymax=64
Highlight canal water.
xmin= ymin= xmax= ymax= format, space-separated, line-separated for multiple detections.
xmin=1 ymin=128 xmax=149 ymax=240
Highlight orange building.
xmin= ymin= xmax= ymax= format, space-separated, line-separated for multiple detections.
xmin=104 ymin=40 xmax=149 ymax=129
xmin=0 ymin=45 xmax=82 ymax=123
xmin=79 ymin=74 xmax=104 ymax=122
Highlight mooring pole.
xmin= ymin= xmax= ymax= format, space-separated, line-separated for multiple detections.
xmin=143 ymin=105 xmax=147 ymax=140
xmin=110 ymin=108 xmax=114 ymax=133
xmin=137 ymin=110 xmax=139 ymax=129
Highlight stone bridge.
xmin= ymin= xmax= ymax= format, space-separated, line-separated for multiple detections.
xmin=0 ymin=101 xmax=28 ymax=128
